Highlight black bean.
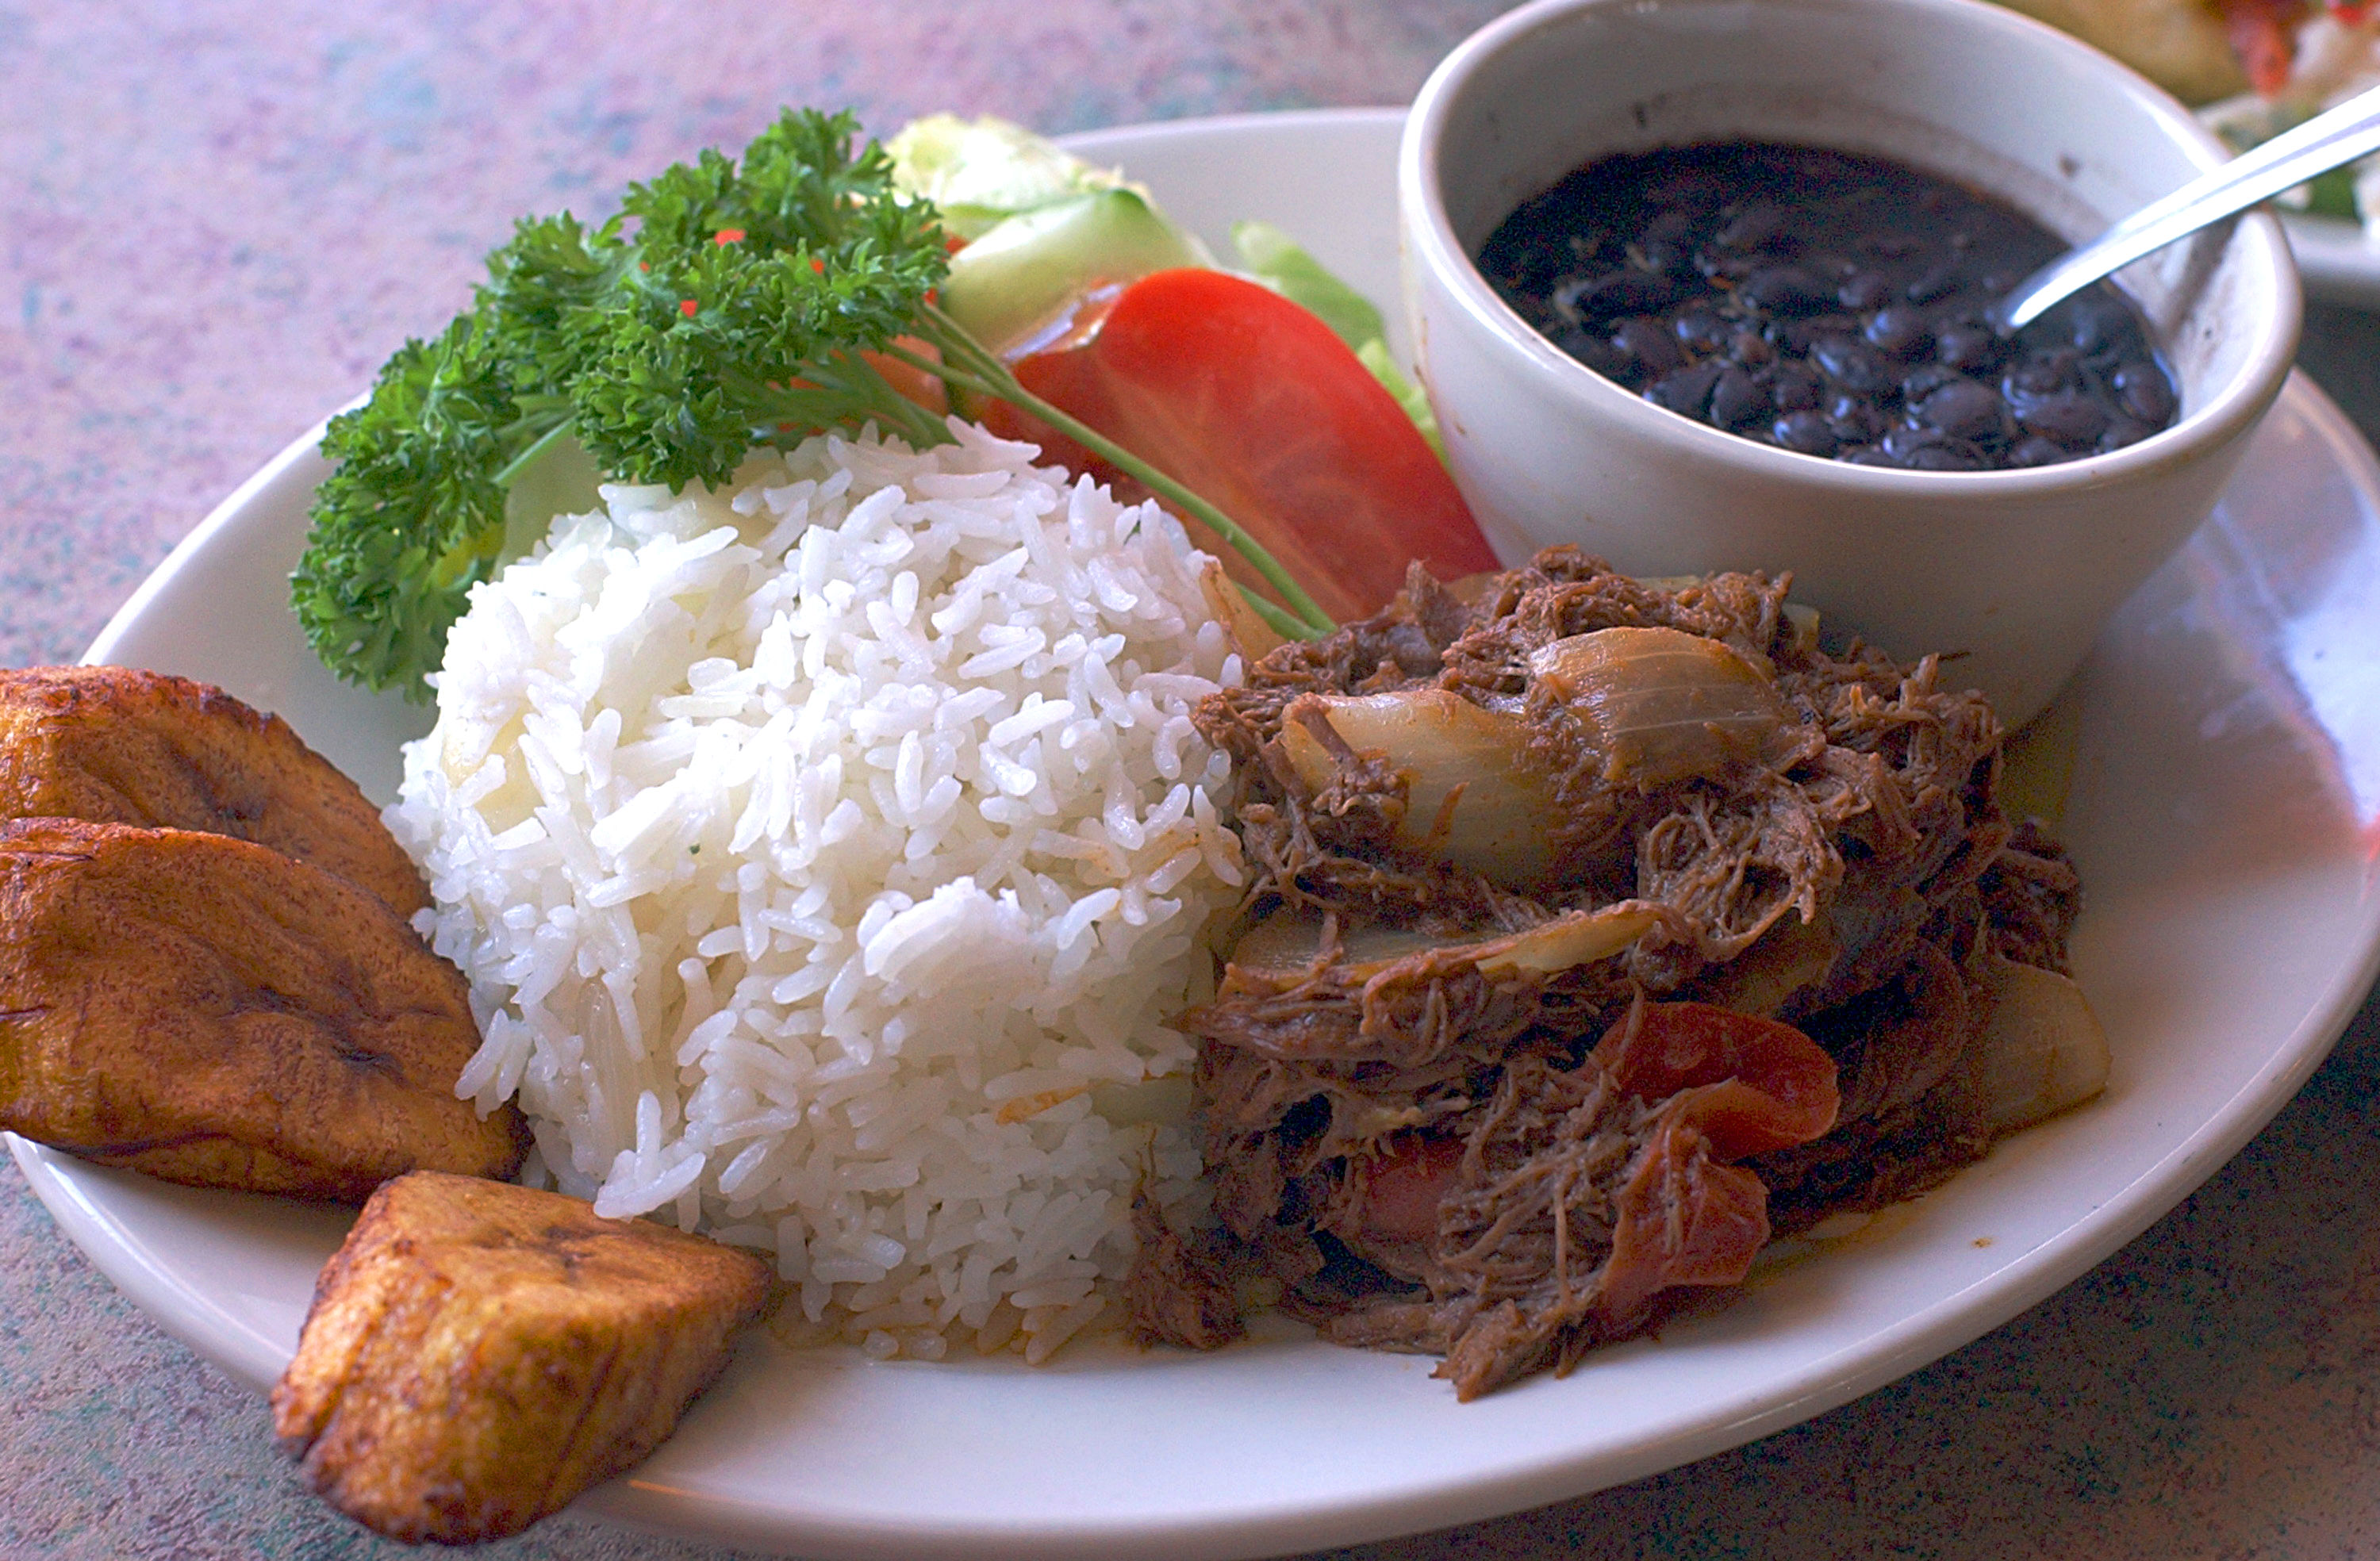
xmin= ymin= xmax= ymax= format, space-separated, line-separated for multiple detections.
xmin=1672 ymin=306 xmax=1734 ymax=351
xmin=1553 ymin=327 xmax=1634 ymax=379
xmin=1643 ymin=209 xmax=1699 ymax=247
xmin=1910 ymin=377 xmax=2011 ymax=443
xmin=1864 ymin=305 xmax=1933 ymax=359
xmin=1699 ymin=250 xmax=1764 ymax=284
xmin=2114 ymin=361 xmax=2175 ymax=423
xmin=1905 ymin=263 xmax=1963 ymax=303
xmin=2098 ymin=416 xmax=2156 ymax=453
xmin=1645 ymin=359 xmax=1727 ymax=418
xmin=2012 ymin=388 xmax=2110 ymax=446
xmin=1611 ymin=316 xmax=1683 ymax=375
xmin=2059 ymin=293 xmax=2130 ymax=353
xmin=1839 ymin=270 xmax=1896 ymax=310
xmin=1772 ymin=410 xmax=1840 ymax=455
xmin=1714 ymin=201 xmax=1787 ymax=251
xmin=1556 ymin=269 xmax=1683 ymax=321
xmin=1828 ymin=401 xmax=1887 ymax=443
xmin=1639 ymin=238 xmax=1691 ymax=274
xmin=1901 ymin=441 xmax=1987 ymax=470
xmin=2006 ymin=435 xmax=2067 ymax=467
xmin=1710 ymin=366 xmax=1773 ymax=428
xmin=1845 ymin=445 xmax=1900 ymax=466
xmin=1899 ymin=364 xmax=1960 ymax=405
xmin=1811 ymin=334 xmax=1896 ymax=396
xmin=1729 ymin=329 xmax=1774 ymax=367
xmin=1739 ymin=266 xmax=1833 ymax=314
xmin=1883 ymin=423 xmax=1948 ymax=459
xmin=2006 ymin=349 xmax=2079 ymax=396
xmin=1768 ymin=361 xmax=1822 ymax=411
xmin=1934 ymin=320 xmax=2003 ymax=373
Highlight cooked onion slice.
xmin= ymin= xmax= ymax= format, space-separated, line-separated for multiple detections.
xmin=1273 ymin=627 xmax=1790 ymax=889
xmin=1967 ymin=957 xmax=2111 ymax=1131
xmin=1472 ymin=903 xmax=1665 ymax=977
xmin=1528 ymin=626 xmax=1787 ymax=787
xmin=1276 ymin=688 xmax=1557 ymax=884
xmin=1225 ymin=900 xmax=1666 ymax=984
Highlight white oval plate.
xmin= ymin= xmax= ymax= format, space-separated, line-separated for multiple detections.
xmin=17 ymin=108 xmax=2380 ymax=1561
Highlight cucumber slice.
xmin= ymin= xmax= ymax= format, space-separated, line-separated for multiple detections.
xmin=936 ymin=189 xmax=1207 ymax=353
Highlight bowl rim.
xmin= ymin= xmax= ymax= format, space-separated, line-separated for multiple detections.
xmin=1397 ymin=0 xmax=2305 ymax=495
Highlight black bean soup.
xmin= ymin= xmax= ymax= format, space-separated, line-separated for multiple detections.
xmin=1477 ymin=142 xmax=2178 ymax=470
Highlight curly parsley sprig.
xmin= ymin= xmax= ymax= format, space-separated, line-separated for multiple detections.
xmin=293 ymin=108 xmax=1329 ymax=701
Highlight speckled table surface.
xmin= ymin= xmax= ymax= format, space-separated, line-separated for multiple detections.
xmin=6 ymin=3 xmax=2380 ymax=1557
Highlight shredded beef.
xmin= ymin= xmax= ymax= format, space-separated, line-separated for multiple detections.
xmin=1134 ymin=551 xmax=2086 ymax=1394
xmin=1124 ymin=1193 xmax=1245 ymax=1352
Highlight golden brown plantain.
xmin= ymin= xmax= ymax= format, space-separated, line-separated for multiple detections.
xmin=0 ymin=818 xmax=523 ymax=1196
xmin=271 ymin=1172 xmax=774 ymax=1544
xmin=0 ymin=665 xmax=428 ymax=916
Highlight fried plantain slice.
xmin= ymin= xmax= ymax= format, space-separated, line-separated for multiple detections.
xmin=0 ymin=818 xmax=523 ymax=1196
xmin=0 ymin=665 xmax=428 ymax=916
xmin=272 ymin=1171 xmax=774 ymax=1545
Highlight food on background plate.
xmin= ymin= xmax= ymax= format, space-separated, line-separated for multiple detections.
xmin=1998 ymin=0 xmax=2380 ymax=232
xmin=1477 ymin=142 xmax=2178 ymax=470
xmin=0 ymin=665 xmax=428 ymax=916
xmin=1993 ymin=0 xmax=2288 ymax=101
xmin=1130 ymin=552 xmax=2106 ymax=1397
xmin=0 ymin=816 xmax=524 ymax=1198
xmin=273 ymin=1170 xmax=770 ymax=1545
xmin=2196 ymin=4 xmax=2380 ymax=232
xmin=1996 ymin=0 xmax=2367 ymax=99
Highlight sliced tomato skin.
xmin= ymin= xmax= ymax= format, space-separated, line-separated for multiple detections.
xmin=1352 ymin=1130 xmax=1466 ymax=1245
xmin=981 ymin=267 xmax=1499 ymax=624
xmin=1590 ymin=999 xmax=1840 ymax=1160
xmin=1587 ymin=999 xmax=1841 ymax=1328
xmin=1597 ymin=1121 xmax=1773 ymax=1326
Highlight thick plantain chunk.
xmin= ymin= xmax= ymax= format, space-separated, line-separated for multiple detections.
xmin=271 ymin=1172 xmax=774 ymax=1545
xmin=0 ymin=665 xmax=428 ymax=916
xmin=0 ymin=818 xmax=523 ymax=1196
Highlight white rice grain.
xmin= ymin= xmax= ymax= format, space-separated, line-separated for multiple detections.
xmin=393 ymin=420 xmax=1239 ymax=1356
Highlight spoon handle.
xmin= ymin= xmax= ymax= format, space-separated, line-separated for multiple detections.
xmin=1997 ymin=81 xmax=2380 ymax=331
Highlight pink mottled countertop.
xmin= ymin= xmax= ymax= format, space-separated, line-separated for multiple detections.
xmin=6 ymin=3 xmax=2380 ymax=1557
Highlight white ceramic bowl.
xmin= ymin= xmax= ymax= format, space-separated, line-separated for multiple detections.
xmin=1399 ymin=0 xmax=2301 ymax=726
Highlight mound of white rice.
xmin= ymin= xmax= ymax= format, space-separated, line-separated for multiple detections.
xmin=392 ymin=420 xmax=1246 ymax=1362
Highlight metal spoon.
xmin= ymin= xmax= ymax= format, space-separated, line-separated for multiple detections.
xmin=1995 ymin=81 xmax=2380 ymax=332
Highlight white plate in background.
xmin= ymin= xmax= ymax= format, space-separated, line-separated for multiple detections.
xmin=15 ymin=108 xmax=2380 ymax=1560
xmin=2285 ymin=211 xmax=2380 ymax=308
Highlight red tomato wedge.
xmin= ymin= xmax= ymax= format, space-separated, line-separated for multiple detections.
xmin=1590 ymin=999 xmax=1840 ymax=1161
xmin=1352 ymin=1131 xmax=1466 ymax=1245
xmin=978 ymin=267 xmax=1499 ymax=626
xmin=1589 ymin=999 xmax=1841 ymax=1326
xmin=1598 ymin=1122 xmax=1775 ymax=1327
